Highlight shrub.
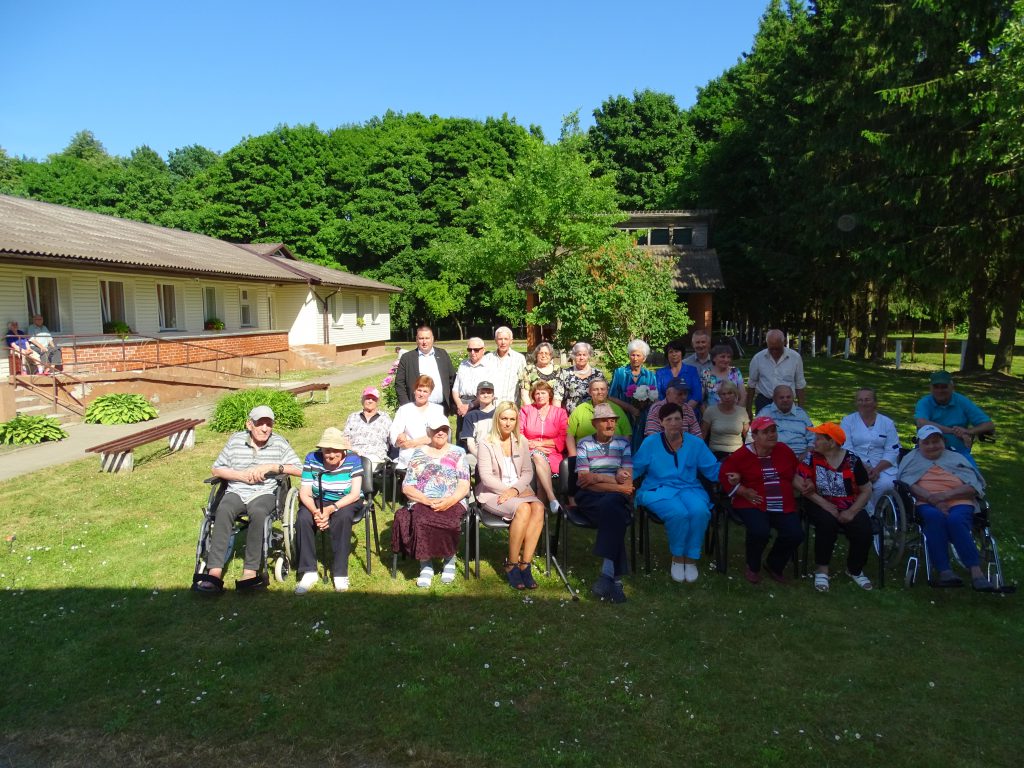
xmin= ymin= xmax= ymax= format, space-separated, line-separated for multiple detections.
xmin=204 ymin=317 xmax=225 ymax=330
xmin=0 ymin=414 xmax=68 ymax=445
xmin=84 ymin=393 xmax=159 ymax=425
xmin=103 ymin=320 xmax=133 ymax=337
xmin=380 ymin=360 xmax=399 ymax=413
xmin=209 ymin=388 xmax=305 ymax=433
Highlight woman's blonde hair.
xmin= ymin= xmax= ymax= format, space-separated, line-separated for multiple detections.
xmin=718 ymin=380 xmax=739 ymax=397
xmin=486 ymin=401 xmax=520 ymax=446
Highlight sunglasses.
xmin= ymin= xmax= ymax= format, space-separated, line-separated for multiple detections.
xmin=467 ymin=347 xmax=483 ymax=352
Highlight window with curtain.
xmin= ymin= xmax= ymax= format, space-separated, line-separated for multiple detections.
xmin=239 ymin=289 xmax=253 ymax=327
xmin=157 ymin=284 xmax=178 ymax=330
xmin=25 ymin=276 xmax=61 ymax=331
xmin=204 ymin=287 xmax=219 ymax=321
xmin=100 ymin=280 xmax=126 ymax=325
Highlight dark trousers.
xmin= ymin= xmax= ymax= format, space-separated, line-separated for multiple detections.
xmin=735 ymin=507 xmax=804 ymax=574
xmin=296 ymin=501 xmax=361 ymax=578
xmin=575 ymin=489 xmax=633 ymax=577
xmin=208 ymin=492 xmax=276 ymax=572
xmin=805 ymin=503 xmax=872 ymax=574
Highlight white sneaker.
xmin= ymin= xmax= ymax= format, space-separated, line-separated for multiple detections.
xmin=295 ymin=572 xmax=319 ymax=595
xmin=684 ymin=564 xmax=699 ymax=583
xmin=333 ymin=576 xmax=350 ymax=592
xmin=670 ymin=562 xmax=686 ymax=582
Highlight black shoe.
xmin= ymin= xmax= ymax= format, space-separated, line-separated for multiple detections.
xmin=591 ymin=574 xmax=615 ymax=600
xmin=609 ymin=580 xmax=628 ymax=603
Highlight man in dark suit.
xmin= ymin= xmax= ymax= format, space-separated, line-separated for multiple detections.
xmin=395 ymin=325 xmax=456 ymax=414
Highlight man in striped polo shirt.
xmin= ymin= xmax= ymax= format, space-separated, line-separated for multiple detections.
xmin=204 ymin=406 xmax=302 ymax=592
xmin=295 ymin=428 xmax=365 ymax=594
xmin=574 ymin=403 xmax=635 ymax=603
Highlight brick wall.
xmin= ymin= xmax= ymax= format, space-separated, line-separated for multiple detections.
xmin=62 ymin=332 xmax=290 ymax=374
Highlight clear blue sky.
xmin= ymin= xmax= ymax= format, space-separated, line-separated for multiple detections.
xmin=1 ymin=0 xmax=769 ymax=161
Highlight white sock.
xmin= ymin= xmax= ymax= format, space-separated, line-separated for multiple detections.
xmin=334 ymin=576 xmax=350 ymax=591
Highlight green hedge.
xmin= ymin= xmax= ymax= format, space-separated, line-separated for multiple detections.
xmin=84 ymin=394 xmax=158 ymax=425
xmin=209 ymin=389 xmax=305 ymax=433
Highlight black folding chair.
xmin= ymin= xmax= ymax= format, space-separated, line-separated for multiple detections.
xmin=797 ymin=499 xmax=886 ymax=589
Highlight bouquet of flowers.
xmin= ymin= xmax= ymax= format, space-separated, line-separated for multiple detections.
xmin=626 ymin=384 xmax=658 ymax=411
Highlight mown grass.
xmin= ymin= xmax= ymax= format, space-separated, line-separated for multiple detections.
xmin=1 ymin=358 xmax=1022 ymax=767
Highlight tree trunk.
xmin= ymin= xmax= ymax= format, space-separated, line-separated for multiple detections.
xmin=870 ymin=285 xmax=890 ymax=361
xmin=991 ymin=261 xmax=1024 ymax=373
xmin=454 ymin=318 xmax=465 ymax=340
xmin=962 ymin=272 xmax=990 ymax=372
xmin=852 ymin=290 xmax=869 ymax=359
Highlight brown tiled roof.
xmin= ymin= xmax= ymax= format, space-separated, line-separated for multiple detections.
xmin=0 ymin=194 xmax=401 ymax=293
xmin=646 ymin=245 xmax=725 ymax=293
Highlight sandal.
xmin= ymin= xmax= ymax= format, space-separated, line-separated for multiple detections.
xmin=235 ymin=573 xmax=268 ymax=592
xmin=518 ymin=561 xmax=538 ymax=590
xmin=416 ymin=564 xmax=434 ymax=588
xmin=191 ymin=572 xmax=224 ymax=595
xmin=506 ymin=559 xmax=524 ymax=590
xmin=848 ymin=571 xmax=873 ymax=590
xmin=440 ymin=561 xmax=458 ymax=585
xmin=814 ymin=573 xmax=830 ymax=592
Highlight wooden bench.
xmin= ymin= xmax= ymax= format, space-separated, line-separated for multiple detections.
xmin=86 ymin=417 xmax=205 ymax=473
xmin=286 ymin=382 xmax=330 ymax=403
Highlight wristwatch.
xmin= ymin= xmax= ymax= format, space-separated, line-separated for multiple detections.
xmin=278 ymin=464 xmax=284 ymax=475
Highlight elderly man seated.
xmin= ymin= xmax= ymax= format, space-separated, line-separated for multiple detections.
xmin=914 ymin=371 xmax=994 ymax=468
xmin=575 ymin=403 xmax=635 ymax=603
xmin=5 ymin=321 xmax=44 ymax=373
xmin=897 ymin=425 xmax=993 ymax=590
xmin=756 ymin=385 xmax=814 ymax=461
xmin=644 ymin=379 xmax=701 ymax=437
xmin=27 ymin=313 xmax=63 ymax=371
xmin=196 ymin=406 xmax=303 ymax=593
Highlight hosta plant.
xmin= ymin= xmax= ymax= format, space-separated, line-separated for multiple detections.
xmin=84 ymin=393 xmax=159 ymax=425
xmin=0 ymin=414 xmax=68 ymax=445
xmin=209 ymin=388 xmax=304 ymax=433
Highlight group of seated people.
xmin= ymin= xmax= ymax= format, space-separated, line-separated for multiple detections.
xmin=4 ymin=315 xmax=62 ymax=374
xmin=200 ymin=327 xmax=1001 ymax=600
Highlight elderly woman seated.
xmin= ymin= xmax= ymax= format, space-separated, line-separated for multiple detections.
xmin=519 ymin=380 xmax=568 ymax=514
xmin=701 ymin=380 xmax=749 ymax=459
xmin=897 ymin=425 xmax=993 ymax=590
xmin=394 ymin=414 xmax=471 ymax=588
xmin=294 ymin=428 xmax=365 ymax=594
xmin=389 ymin=375 xmax=446 ymax=470
xmin=796 ymin=423 xmax=874 ymax=592
xmin=475 ymin=401 xmax=546 ymax=589
xmin=633 ymin=403 xmax=720 ymax=583
xmin=720 ymin=416 xmax=804 ymax=584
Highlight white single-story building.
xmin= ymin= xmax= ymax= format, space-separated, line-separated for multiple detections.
xmin=0 ymin=193 xmax=401 ymax=384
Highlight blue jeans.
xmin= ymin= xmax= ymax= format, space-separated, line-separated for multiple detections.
xmin=917 ymin=503 xmax=979 ymax=572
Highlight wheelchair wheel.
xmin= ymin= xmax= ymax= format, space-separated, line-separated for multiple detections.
xmin=874 ymin=491 xmax=906 ymax=566
xmin=273 ymin=555 xmax=290 ymax=583
xmin=282 ymin=487 xmax=300 ymax=567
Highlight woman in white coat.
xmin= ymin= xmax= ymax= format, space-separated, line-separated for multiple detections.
xmin=839 ymin=388 xmax=901 ymax=514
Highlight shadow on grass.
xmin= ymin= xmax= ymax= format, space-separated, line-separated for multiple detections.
xmin=2 ymin=578 xmax=1022 ymax=768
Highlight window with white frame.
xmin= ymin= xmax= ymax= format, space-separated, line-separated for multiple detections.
xmin=25 ymin=276 xmax=61 ymax=331
xmin=100 ymin=280 xmax=127 ymax=326
xmin=157 ymin=284 xmax=179 ymax=330
xmin=371 ymin=295 xmax=381 ymax=325
xmin=203 ymin=286 xmax=223 ymax=323
xmin=239 ymin=289 xmax=253 ymax=327
xmin=328 ymin=294 xmax=344 ymax=327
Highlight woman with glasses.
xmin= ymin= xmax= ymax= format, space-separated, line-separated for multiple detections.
xmin=519 ymin=342 xmax=564 ymax=407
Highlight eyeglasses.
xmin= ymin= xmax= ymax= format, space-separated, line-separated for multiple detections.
xmin=467 ymin=347 xmax=483 ymax=352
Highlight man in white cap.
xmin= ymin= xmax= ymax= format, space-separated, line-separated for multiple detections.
xmin=197 ymin=406 xmax=302 ymax=592
xmin=343 ymin=386 xmax=392 ymax=470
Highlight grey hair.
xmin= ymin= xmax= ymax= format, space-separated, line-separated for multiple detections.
xmin=627 ymin=339 xmax=650 ymax=358
xmin=494 ymin=326 xmax=513 ymax=339
xmin=571 ymin=341 xmax=593 ymax=356
xmin=532 ymin=342 xmax=554 ymax=361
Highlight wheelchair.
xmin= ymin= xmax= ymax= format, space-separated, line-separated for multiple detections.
xmin=881 ymin=480 xmax=1013 ymax=592
xmin=192 ymin=473 xmax=298 ymax=592
xmin=280 ymin=455 xmax=383 ymax=582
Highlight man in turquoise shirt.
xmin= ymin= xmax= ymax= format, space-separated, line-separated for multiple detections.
xmin=914 ymin=371 xmax=993 ymax=463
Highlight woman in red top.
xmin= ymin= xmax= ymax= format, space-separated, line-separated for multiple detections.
xmin=519 ymin=380 xmax=568 ymax=514
xmin=797 ymin=423 xmax=874 ymax=592
xmin=720 ymin=416 xmax=803 ymax=584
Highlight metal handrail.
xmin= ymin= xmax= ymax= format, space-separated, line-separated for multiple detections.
xmin=12 ymin=331 xmax=285 ymax=383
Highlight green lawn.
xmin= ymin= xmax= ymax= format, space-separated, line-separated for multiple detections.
xmin=1 ymin=358 xmax=1022 ymax=767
